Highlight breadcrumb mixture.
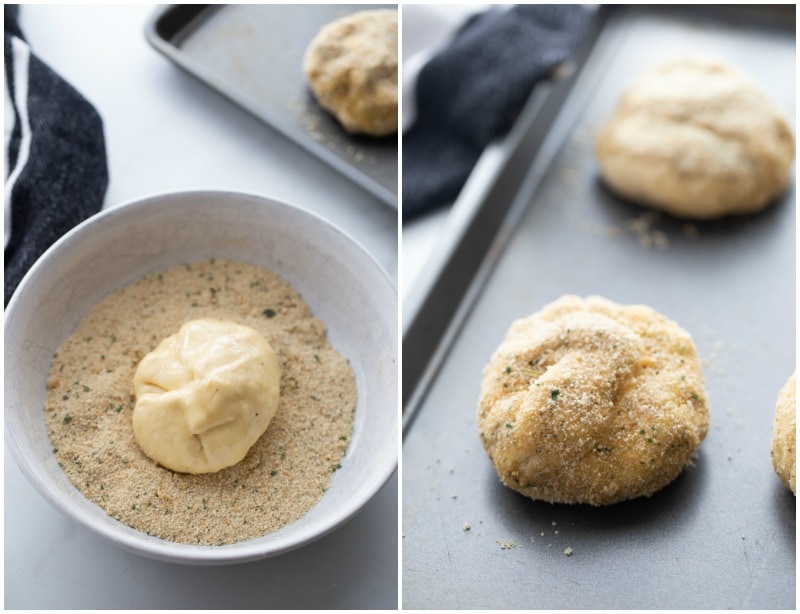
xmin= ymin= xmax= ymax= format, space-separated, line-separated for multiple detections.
xmin=45 ymin=259 xmax=356 ymax=546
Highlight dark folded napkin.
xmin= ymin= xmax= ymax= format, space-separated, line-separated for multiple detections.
xmin=403 ymin=4 xmax=592 ymax=220
xmin=4 ymin=5 xmax=108 ymax=305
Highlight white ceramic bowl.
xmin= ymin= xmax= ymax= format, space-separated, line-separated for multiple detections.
xmin=4 ymin=190 xmax=397 ymax=565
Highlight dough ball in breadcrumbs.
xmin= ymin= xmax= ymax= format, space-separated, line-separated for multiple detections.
xmin=595 ymin=57 xmax=795 ymax=219
xmin=771 ymin=372 xmax=796 ymax=494
xmin=304 ymin=9 xmax=397 ymax=137
xmin=478 ymin=295 xmax=709 ymax=506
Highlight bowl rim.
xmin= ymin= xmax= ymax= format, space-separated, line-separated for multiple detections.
xmin=5 ymin=188 xmax=398 ymax=565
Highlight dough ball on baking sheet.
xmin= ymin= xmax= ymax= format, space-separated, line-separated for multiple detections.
xmin=133 ymin=318 xmax=281 ymax=474
xmin=771 ymin=372 xmax=796 ymax=494
xmin=478 ymin=295 xmax=709 ymax=506
xmin=595 ymin=57 xmax=794 ymax=220
xmin=304 ymin=9 xmax=398 ymax=137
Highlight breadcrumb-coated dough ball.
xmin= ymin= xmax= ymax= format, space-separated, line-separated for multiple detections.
xmin=478 ymin=295 xmax=709 ymax=506
xmin=771 ymin=372 xmax=796 ymax=494
xmin=304 ymin=9 xmax=398 ymax=137
xmin=595 ymin=57 xmax=795 ymax=219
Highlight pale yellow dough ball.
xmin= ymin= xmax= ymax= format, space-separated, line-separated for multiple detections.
xmin=478 ymin=295 xmax=709 ymax=506
xmin=133 ymin=318 xmax=281 ymax=474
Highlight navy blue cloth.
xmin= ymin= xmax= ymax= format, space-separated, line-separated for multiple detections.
xmin=5 ymin=5 xmax=108 ymax=305
xmin=403 ymin=5 xmax=592 ymax=220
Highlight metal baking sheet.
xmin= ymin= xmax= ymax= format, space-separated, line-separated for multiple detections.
xmin=402 ymin=5 xmax=795 ymax=609
xmin=145 ymin=4 xmax=398 ymax=207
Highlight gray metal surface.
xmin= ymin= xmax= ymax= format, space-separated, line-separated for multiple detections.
xmin=146 ymin=4 xmax=397 ymax=207
xmin=402 ymin=6 xmax=795 ymax=609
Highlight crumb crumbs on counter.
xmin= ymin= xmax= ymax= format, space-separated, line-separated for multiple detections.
xmin=626 ymin=212 xmax=669 ymax=250
xmin=682 ymin=223 xmax=699 ymax=239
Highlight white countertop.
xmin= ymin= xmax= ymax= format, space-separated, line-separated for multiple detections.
xmin=4 ymin=4 xmax=397 ymax=609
